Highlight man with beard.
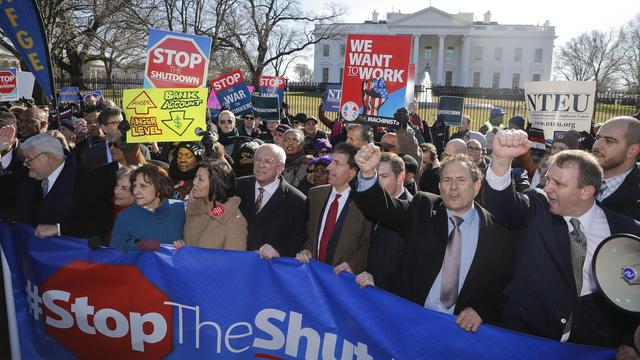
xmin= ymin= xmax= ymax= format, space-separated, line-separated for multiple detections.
xmin=592 ymin=116 xmax=640 ymax=220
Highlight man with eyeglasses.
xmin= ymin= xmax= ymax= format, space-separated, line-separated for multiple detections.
xmin=466 ymin=139 xmax=489 ymax=172
xmin=236 ymin=144 xmax=307 ymax=259
xmin=238 ymin=112 xmax=261 ymax=139
xmin=12 ymin=133 xmax=112 ymax=240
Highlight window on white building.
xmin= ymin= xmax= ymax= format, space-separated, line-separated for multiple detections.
xmin=339 ymin=43 xmax=346 ymax=56
xmin=534 ymin=48 xmax=543 ymax=62
xmin=339 ymin=68 xmax=344 ymax=81
xmin=473 ymin=72 xmax=481 ymax=87
xmin=492 ymin=72 xmax=501 ymax=88
xmin=322 ymin=68 xmax=329 ymax=82
xmin=512 ymin=73 xmax=520 ymax=88
xmin=532 ymin=73 xmax=541 ymax=81
xmin=514 ymin=48 xmax=523 ymax=62
xmin=425 ymin=46 xmax=432 ymax=63
xmin=445 ymin=71 xmax=453 ymax=86
xmin=494 ymin=47 xmax=502 ymax=61
xmin=446 ymin=47 xmax=455 ymax=61
xmin=323 ymin=44 xmax=330 ymax=57
xmin=473 ymin=47 xmax=483 ymax=61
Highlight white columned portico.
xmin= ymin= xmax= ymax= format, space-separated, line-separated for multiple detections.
xmin=412 ymin=35 xmax=420 ymax=66
xmin=437 ymin=34 xmax=445 ymax=85
xmin=460 ymin=35 xmax=471 ymax=86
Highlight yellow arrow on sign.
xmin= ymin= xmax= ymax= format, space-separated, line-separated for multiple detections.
xmin=161 ymin=110 xmax=194 ymax=136
xmin=126 ymin=91 xmax=157 ymax=115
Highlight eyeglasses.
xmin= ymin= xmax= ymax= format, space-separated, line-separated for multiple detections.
xmin=283 ymin=137 xmax=302 ymax=144
xmin=254 ymin=157 xmax=277 ymax=165
xmin=219 ymin=119 xmax=233 ymax=125
xmin=108 ymin=141 xmax=119 ymax=149
xmin=24 ymin=152 xmax=47 ymax=166
xmin=467 ymin=147 xmax=482 ymax=153
xmin=318 ymin=149 xmax=331 ymax=154
xmin=244 ymin=116 xmax=255 ymax=120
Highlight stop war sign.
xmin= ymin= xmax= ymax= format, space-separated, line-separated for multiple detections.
xmin=144 ymin=29 xmax=212 ymax=88
xmin=0 ymin=68 xmax=18 ymax=101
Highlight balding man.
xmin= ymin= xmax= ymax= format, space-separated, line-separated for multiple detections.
xmin=17 ymin=107 xmax=48 ymax=141
xmin=442 ymin=138 xmax=467 ymax=160
xmin=592 ymin=116 xmax=640 ymax=220
xmin=13 ymin=133 xmax=111 ymax=239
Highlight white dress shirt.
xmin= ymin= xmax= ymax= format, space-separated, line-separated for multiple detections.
xmin=255 ymin=178 xmax=280 ymax=208
xmin=316 ymin=187 xmax=351 ymax=253
xmin=1 ymin=148 xmax=13 ymax=170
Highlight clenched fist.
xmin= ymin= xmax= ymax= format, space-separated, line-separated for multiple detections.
xmin=355 ymin=143 xmax=381 ymax=178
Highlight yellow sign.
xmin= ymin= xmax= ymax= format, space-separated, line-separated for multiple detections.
xmin=122 ymin=88 xmax=208 ymax=143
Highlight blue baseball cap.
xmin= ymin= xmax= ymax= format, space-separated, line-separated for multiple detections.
xmin=490 ymin=107 xmax=506 ymax=118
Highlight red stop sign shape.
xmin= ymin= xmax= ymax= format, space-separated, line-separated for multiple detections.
xmin=0 ymin=70 xmax=17 ymax=94
xmin=40 ymin=260 xmax=173 ymax=359
xmin=145 ymin=35 xmax=208 ymax=88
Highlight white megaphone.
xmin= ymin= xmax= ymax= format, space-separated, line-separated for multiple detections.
xmin=593 ymin=233 xmax=640 ymax=351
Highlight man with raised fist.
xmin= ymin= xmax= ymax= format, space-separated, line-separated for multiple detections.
xmin=483 ymin=129 xmax=640 ymax=353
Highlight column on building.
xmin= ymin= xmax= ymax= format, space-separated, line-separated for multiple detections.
xmin=460 ymin=35 xmax=471 ymax=87
xmin=437 ymin=34 xmax=445 ymax=85
xmin=412 ymin=35 xmax=421 ymax=84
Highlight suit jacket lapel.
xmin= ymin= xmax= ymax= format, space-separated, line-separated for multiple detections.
xmin=259 ymin=178 xmax=286 ymax=216
xmin=429 ymin=204 xmax=449 ymax=277
xmin=550 ymin=215 xmax=576 ymax=293
xmin=332 ymin=194 xmax=358 ymax=261
xmin=457 ymin=207 xmax=490 ymax=304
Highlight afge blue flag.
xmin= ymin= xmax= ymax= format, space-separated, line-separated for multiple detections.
xmin=0 ymin=222 xmax=615 ymax=359
xmin=0 ymin=1 xmax=54 ymax=101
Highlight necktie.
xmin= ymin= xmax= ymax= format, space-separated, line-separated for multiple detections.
xmin=41 ymin=179 xmax=49 ymax=197
xmin=440 ymin=215 xmax=463 ymax=309
xmin=563 ymin=218 xmax=588 ymax=334
xmin=255 ymin=187 xmax=265 ymax=213
xmin=569 ymin=218 xmax=588 ymax=295
xmin=597 ymin=180 xmax=607 ymax=201
xmin=318 ymin=193 xmax=341 ymax=263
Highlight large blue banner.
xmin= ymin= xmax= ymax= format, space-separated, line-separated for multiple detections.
xmin=0 ymin=1 xmax=54 ymax=101
xmin=0 ymin=222 xmax=615 ymax=359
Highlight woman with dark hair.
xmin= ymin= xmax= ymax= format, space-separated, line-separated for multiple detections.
xmin=174 ymin=158 xmax=247 ymax=250
xmin=169 ymin=142 xmax=203 ymax=200
xmin=110 ymin=164 xmax=185 ymax=251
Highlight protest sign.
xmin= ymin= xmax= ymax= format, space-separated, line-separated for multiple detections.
xmin=81 ymin=90 xmax=103 ymax=102
xmin=257 ymin=75 xmax=285 ymax=108
xmin=210 ymin=69 xmax=253 ymax=116
xmin=0 ymin=1 xmax=55 ymax=101
xmin=322 ymin=84 xmax=342 ymax=112
xmin=17 ymin=71 xmax=35 ymax=99
xmin=144 ymin=29 xmax=212 ymax=88
xmin=122 ymin=88 xmax=207 ymax=143
xmin=58 ymin=87 xmax=80 ymax=103
xmin=252 ymin=95 xmax=280 ymax=120
xmin=524 ymin=81 xmax=596 ymax=142
xmin=340 ymin=34 xmax=412 ymax=127
xmin=438 ymin=96 xmax=465 ymax=126
xmin=0 ymin=68 xmax=18 ymax=101
xmin=0 ymin=221 xmax=616 ymax=359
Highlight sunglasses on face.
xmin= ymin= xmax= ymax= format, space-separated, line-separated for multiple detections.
xmin=244 ymin=116 xmax=255 ymax=120
xmin=467 ymin=147 xmax=482 ymax=153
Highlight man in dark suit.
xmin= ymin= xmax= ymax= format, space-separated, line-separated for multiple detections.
xmin=236 ymin=144 xmax=307 ymax=258
xmin=353 ymin=145 xmax=513 ymax=332
xmin=13 ymin=133 xmax=112 ymax=239
xmin=296 ymin=142 xmax=371 ymax=274
xmin=365 ymin=152 xmax=412 ymax=294
xmin=483 ymin=129 xmax=640 ymax=354
xmin=592 ymin=116 xmax=640 ymax=220
xmin=0 ymin=113 xmax=27 ymax=220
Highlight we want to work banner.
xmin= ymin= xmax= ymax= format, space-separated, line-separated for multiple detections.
xmin=0 ymin=222 xmax=614 ymax=359
xmin=340 ymin=34 xmax=412 ymax=128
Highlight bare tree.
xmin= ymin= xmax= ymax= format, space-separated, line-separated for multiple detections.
xmin=621 ymin=14 xmax=640 ymax=93
xmin=553 ymin=29 xmax=628 ymax=90
xmin=294 ymin=63 xmax=313 ymax=82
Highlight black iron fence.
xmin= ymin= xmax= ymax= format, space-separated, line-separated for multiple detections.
xmin=56 ymin=78 xmax=640 ymax=131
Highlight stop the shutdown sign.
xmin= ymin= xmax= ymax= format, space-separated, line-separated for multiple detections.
xmin=0 ymin=68 xmax=18 ymax=101
xmin=144 ymin=29 xmax=212 ymax=88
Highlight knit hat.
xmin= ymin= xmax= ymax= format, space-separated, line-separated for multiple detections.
xmin=528 ymin=127 xmax=547 ymax=151
xmin=60 ymin=116 xmax=78 ymax=132
xmin=400 ymin=154 xmax=418 ymax=174
xmin=508 ymin=115 xmax=526 ymax=130
xmin=310 ymin=154 xmax=333 ymax=166
xmin=553 ymin=130 xmax=581 ymax=150
xmin=467 ymin=131 xmax=487 ymax=149
xmin=312 ymin=138 xmax=332 ymax=152
xmin=175 ymin=142 xmax=204 ymax=161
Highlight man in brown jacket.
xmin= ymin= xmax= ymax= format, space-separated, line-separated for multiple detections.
xmin=296 ymin=142 xmax=371 ymax=274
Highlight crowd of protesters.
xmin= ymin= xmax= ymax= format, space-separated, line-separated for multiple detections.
xmin=1 ymin=94 xmax=640 ymax=359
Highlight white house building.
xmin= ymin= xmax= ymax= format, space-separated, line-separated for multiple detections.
xmin=313 ymin=7 xmax=555 ymax=88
